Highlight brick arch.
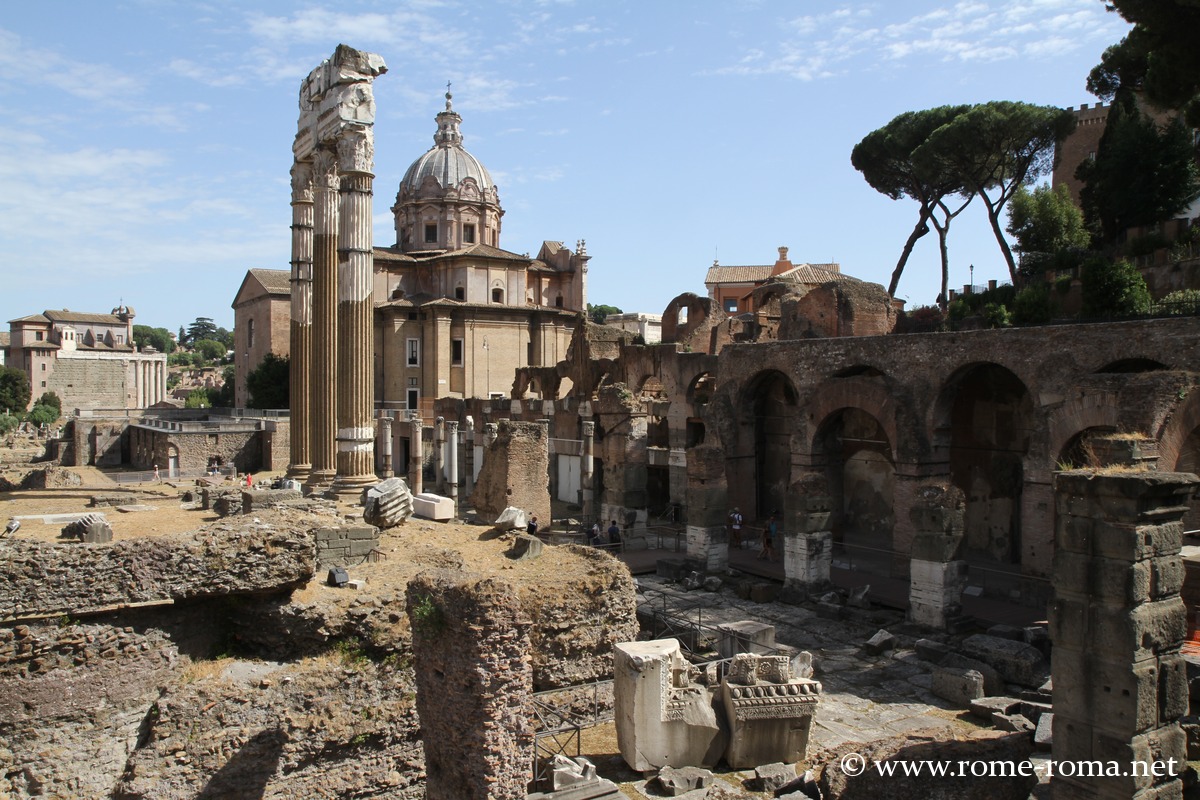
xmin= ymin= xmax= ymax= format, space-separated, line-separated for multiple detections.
xmin=930 ymin=360 xmax=1035 ymax=450
xmin=1156 ymin=391 xmax=1200 ymax=470
xmin=1046 ymin=391 xmax=1123 ymax=465
xmin=805 ymin=379 xmax=899 ymax=463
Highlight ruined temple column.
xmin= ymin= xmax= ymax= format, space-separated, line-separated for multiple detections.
xmin=287 ymin=161 xmax=314 ymax=480
xmin=378 ymin=413 xmax=393 ymax=479
xmin=433 ymin=417 xmax=446 ymax=493
xmin=685 ymin=444 xmax=729 ymax=572
xmin=463 ymin=416 xmax=475 ymax=498
xmin=1050 ymin=471 xmax=1197 ymax=800
xmin=409 ymin=412 xmax=424 ymax=496
xmin=581 ymin=420 xmax=595 ymax=521
xmin=446 ymin=420 xmax=459 ymax=512
xmin=332 ymin=127 xmax=377 ymax=497
xmin=782 ymin=473 xmax=834 ymax=602
xmin=907 ymin=482 xmax=967 ymax=630
xmin=305 ymin=149 xmax=339 ymax=493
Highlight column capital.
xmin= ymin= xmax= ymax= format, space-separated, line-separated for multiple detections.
xmin=337 ymin=126 xmax=375 ymax=175
xmin=313 ymin=148 xmax=339 ymax=189
xmin=290 ymin=161 xmax=313 ymax=202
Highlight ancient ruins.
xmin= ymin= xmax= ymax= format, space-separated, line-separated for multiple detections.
xmin=3 ymin=38 xmax=1200 ymax=800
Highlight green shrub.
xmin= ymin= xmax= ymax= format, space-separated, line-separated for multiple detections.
xmin=36 ymin=392 xmax=61 ymax=414
xmin=1082 ymin=257 xmax=1151 ymax=318
xmin=25 ymin=403 xmax=58 ymax=426
xmin=982 ymin=302 xmax=1012 ymax=328
xmin=1159 ymin=289 xmax=1200 ymax=315
xmin=0 ymin=413 xmax=19 ymax=435
xmin=1012 ymin=283 xmax=1053 ymax=324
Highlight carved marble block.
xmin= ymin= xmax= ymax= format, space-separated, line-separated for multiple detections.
xmin=720 ymin=652 xmax=821 ymax=769
xmin=614 ymin=639 xmax=726 ymax=771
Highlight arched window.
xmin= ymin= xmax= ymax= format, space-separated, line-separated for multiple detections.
xmin=455 ymin=286 xmax=465 ymax=301
xmin=492 ymin=287 xmax=504 ymax=304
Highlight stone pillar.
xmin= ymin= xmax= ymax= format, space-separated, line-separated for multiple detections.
xmin=292 ymin=45 xmax=386 ymax=495
xmin=782 ymin=472 xmax=834 ymax=601
xmin=305 ymin=148 xmax=339 ymax=493
xmin=1050 ymin=471 xmax=1198 ymax=800
xmin=406 ymin=571 xmax=533 ymax=800
xmin=463 ymin=416 xmax=475 ymax=498
xmin=581 ymin=420 xmax=595 ymax=521
xmin=907 ymin=482 xmax=967 ymax=630
xmin=685 ymin=444 xmax=728 ymax=572
xmin=409 ymin=412 xmax=424 ymax=496
xmin=446 ymin=419 xmax=459 ymax=513
xmin=288 ymin=161 xmax=313 ymax=480
xmin=378 ymin=414 xmax=393 ymax=479
xmin=332 ymin=127 xmax=377 ymax=497
xmin=433 ymin=417 xmax=446 ymax=493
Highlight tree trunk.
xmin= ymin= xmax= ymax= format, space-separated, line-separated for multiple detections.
xmin=888 ymin=205 xmax=933 ymax=297
xmin=980 ymin=189 xmax=1019 ymax=285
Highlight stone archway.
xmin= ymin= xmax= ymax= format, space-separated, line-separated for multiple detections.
xmin=743 ymin=371 xmax=798 ymax=522
xmin=938 ymin=363 xmax=1033 ymax=567
xmin=812 ymin=408 xmax=895 ymax=571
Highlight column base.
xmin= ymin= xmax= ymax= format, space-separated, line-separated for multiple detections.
xmin=304 ymin=469 xmax=336 ymax=496
xmin=288 ymin=463 xmax=312 ymax=482
xmin=330 ymin=472 xmax=377 ymax=502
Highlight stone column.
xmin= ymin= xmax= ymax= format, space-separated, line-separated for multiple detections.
xmin=1050 ymin=471 xmax=1197 ymax=800
xmin=581 ymin=420 xmax=595 ymax=521
xmin=433 ymin=417 xmax=446 ymax=493
xmin=782 ymin=473 xmax=834 ymax=602
xmin=406 ymin=571 xmax=533 ymax=800
xmin=907 ymin=482 xmax=967 ymax=630
xmin=332 ymin=128 xmax=377 ymax=497
xmin=287 ymin=161 xmax=314 ymax=480
xmin=685 ymin=445 xmax=728 ymax=572
xmin=447 ymin=420 xmax=459 ymax=513
xmin=463 ymin=416 xmax=475 ymax=498
xmin=305 ymin=148 xmax=338 ymax=493
xmin=409 ymin=412 xmax=423 ymax=496
xmin=378 ymin=414 xmax=393 ymax=479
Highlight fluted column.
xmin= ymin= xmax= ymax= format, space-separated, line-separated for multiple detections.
xmin=410 ymin=412 xmax=424 ymax=496
xmin=288 ymin=161 xmax=314 ymax=480
xmin=582 ymin=420 xmax=595 ymax=521
xmin=305 ymin=149 xmax=338 ymax=492
xmin=333 ymin=128 xmax=377 ymax=497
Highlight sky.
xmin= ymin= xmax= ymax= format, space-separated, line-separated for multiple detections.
xmin=0 ymin=0 xmax=1132 ymax=332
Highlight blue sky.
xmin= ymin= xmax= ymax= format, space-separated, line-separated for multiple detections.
xmin=0 ymin=0 xmax=1130 ymax=331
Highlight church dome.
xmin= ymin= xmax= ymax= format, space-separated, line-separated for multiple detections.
xmin=393 ymin=89 xmax=503 ymax=252
xmin=397 ymin=90 xmax=496 ymax=199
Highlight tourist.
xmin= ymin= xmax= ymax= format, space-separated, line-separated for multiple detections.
xmin=153 ymin=464 xmax=160 ymax=482
xmin=729 ymin=507 xmax=743 ymax=549
xmin=588 ymin=521 xmax=602 ymax=546
xmin=245 ymin=473 xmax=253 ymax=489
xmin=607 ymin=520 xmax=621 ymax=547
xmin=527 ymin=515 xmax=538 ymax=535
xmin=759 ymin=511 xmax=779 ymax=561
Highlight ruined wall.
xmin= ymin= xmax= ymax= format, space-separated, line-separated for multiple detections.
xmin=710 ymin=316 xmax=1200 ymax=579
xmin=0 ymin=519 xmax=314 ymax=621
xmin=46 ymin=357 xmax=131 ymax=410
xmin=470 ymin=419 xmax=550 ymax=523
xmin=407 ymin=570 xmax=533 ymax=800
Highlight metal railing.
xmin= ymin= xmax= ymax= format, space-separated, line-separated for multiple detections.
xmin=530 ymin=680 xmax=614 ymax=788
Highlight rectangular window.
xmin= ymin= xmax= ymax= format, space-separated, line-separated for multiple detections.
xmin=407 ymin=338 xmax=419 ymax=366
xmin=35 ymin=331 xmax=44 ymax=341
xmin=40 ymin=381 xmax=46 ymax=388
xmin=451 ymin=338 xmax=464 ymax=365
xmin=463 ymin=224 xmax=476 ymax=244
xmin=41 ymin=363 xmax=46 ymax=371
xmin=424 ymin=223 xmax=438 ymax=243
xmin=724 ymin=298 xmax=738 ymax=313
xmin=407 ymin=388 xmax=419 ymax=410
xmin=248 ymin=319 xmax=255 ymax=348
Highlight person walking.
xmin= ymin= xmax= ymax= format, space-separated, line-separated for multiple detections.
xmin=759 ymin=511 xmax=779 ymax=561
xmin=606 ymin=520 xmax=621 ymax=547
